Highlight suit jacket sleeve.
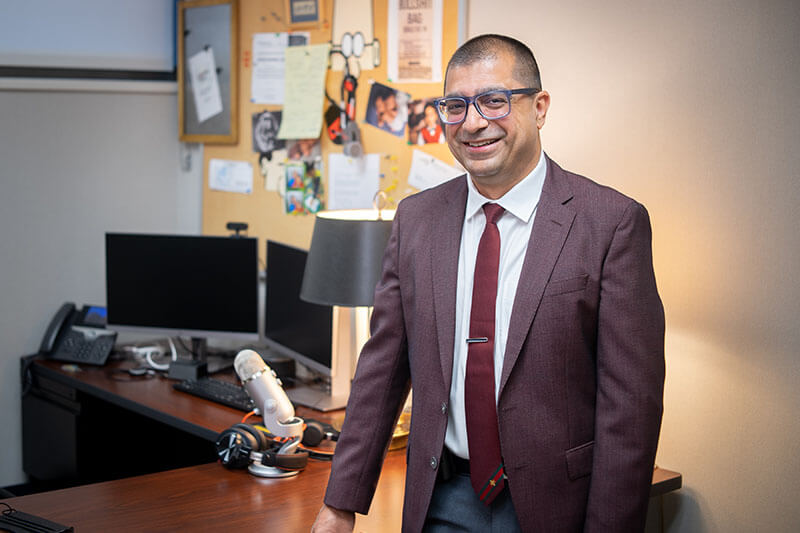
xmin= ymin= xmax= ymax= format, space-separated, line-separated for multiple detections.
xmin=585 ymin=201 xmax=665 ymax=532
xmin=323 ymin=205 xmax=411 ymax=514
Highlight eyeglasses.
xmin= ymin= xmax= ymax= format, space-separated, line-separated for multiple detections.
xmin=433 ymin=88 xmax=539 ymax=125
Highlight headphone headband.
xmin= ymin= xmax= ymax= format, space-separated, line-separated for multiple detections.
xmin=215 ymin=424 xmax=310 ymax=472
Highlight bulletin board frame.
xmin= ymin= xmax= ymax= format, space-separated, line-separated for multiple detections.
xmin=178 ymin=0 xmax=240 ymax=144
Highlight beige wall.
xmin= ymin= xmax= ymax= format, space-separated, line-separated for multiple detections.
xmin=468 ymin=1 xmax=800 ymax=531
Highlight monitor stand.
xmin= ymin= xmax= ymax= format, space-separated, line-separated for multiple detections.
xmin=287 ymin=386 xmax=349 ymax=412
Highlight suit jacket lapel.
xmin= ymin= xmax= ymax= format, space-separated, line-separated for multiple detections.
xmin=499 ymin=157 xmax=576 ymax=396
xmin=432 ymin=176 xmax=468 ymax=389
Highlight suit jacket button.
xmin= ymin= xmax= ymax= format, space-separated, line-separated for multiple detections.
xmin=430 ymin=456 xmax=438 ymax=469
xmin=441 ymin=402 xmax=447 ymax=415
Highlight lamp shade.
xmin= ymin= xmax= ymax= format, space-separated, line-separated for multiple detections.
xmin=301 ymin=209 xmax=395 ymax=307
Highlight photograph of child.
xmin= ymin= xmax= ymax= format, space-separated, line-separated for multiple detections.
xmin=365 ymin=82 xmax=409 ymax=137
xmin=407 ymin=98 xmax=445 ymax=145
xmin=287 ymin=138 xmax=321 ymax=161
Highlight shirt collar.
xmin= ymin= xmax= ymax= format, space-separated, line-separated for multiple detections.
xmin=465 ymin=150 xmax=548 ymax=223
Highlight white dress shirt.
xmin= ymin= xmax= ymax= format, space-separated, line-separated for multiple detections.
xmin=444 ymin=152 xmax=547 ymax=460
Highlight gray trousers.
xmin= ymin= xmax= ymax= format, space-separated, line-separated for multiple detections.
xmin=423 ymin=472 xmax=522 ymax=532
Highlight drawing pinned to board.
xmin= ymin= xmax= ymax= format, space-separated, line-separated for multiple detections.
xmin=407 ymin=98 xmax=444 ymax=145
xmin=252 ymin=110 xmax=286 ymax=157
xmin=365 ymin=82 xmax=409 ymax=137
xmin=209 ymin=158 xmax=253 ymax=194
xmin=329 ymin=0 xmax=380 ymax=75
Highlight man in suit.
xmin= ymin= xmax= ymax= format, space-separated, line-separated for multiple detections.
xmin=312 ymin=34 xmax=664 ymax=532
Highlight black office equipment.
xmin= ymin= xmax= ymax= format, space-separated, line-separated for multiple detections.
xmin=263 ymin=241 xmax=333 ymax=376
xmin=105 ymin=233 xmax=259 ymax=355
xmin=39 ymin=302 xmax=117 ymax=365
xmin=173 ymin=377 xmax=255 ymax=412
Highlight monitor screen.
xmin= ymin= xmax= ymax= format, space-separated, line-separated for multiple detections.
xmin=105 ymin=233 xmax=259 ymax=341
xmin=263 ymin=240 xmax=333 ymax=376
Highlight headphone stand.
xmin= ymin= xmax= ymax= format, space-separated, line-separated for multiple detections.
xmin=247 ymin=464 xmax=299 ymax=478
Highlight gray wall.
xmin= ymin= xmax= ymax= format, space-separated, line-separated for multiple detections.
xmin=0 ymin=83 xmax=202 ymax=486
xmin=469 ymin=0 xmax=800 ymax=531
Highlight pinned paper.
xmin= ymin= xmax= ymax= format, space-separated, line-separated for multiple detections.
xmin=209 ymin=159 xmax=253 ymax=194
xmin=328 ymin=153 xmax=380 ymax=210
xmin=330 ymin=0 xmax=378 ymax=72
xmin=251 ymin=33 xmax=288 ymax=104
xmin=250 ymin=32 xmax=310 ymax=104
xmin=259 ymin=149 xmax=287 ymax=191
xmin=387 ymin=0 xmax=443 ymax=82
xmin=277 ymin=43 xmax=331 ymax=140
xmin=188 ymin=48 xmax=224 ymax=122
xmin=407 ymin=149 xmax=462 ymax=191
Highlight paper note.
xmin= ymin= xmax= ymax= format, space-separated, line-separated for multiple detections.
xmin=387 ymin=0 xmax=443 ymax=82
xmin=407 ymin=149 xmax=462 ymax=191
xmin=250 ymin=33 xmax=310 ymax=104
xmin=209 ymin=158 xmax=253 ymax=194
xmin=277 ymin=43 xmax=331 ymax=140
xmin=188 ymin=48 xmax=224 ymax=122
xmin=328 ymin=153 xmax=380 ymax=210
xmin=258 ymin=149 xmax=287 ymax=191
xmin=251 ymin=33 xmax=288 ymax=104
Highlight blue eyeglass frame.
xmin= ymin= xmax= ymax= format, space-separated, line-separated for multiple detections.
xmin=433 ymin=88 xmax=540 ymax=124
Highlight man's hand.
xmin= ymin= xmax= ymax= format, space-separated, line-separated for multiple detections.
xmin=311 ymin=504 xmax=355 ymax=533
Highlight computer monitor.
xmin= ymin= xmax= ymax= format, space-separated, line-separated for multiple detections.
xmin=105 ymin=233 xmax=260 ymax=351
xmin=263 ymin=240 xmax=345 ymax=410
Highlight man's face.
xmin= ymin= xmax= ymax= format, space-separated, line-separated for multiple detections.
xmin=444 ymin=50 xmax=548 ymax=197
xmin=375 ymin=94 xmax=398 ymax=127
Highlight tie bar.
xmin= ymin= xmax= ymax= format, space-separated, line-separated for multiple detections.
xmin=466 ymin=337 xmax=489 ymax=344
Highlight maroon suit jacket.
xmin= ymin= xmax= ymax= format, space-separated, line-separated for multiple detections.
xmin=324 ymin=156 xmax=665 ymax=532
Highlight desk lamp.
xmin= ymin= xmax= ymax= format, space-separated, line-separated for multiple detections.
xmin=299 ymin=206 xmax=394 ymax=409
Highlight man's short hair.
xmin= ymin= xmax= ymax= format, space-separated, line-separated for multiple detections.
xmin=446 ymin=34 xmax=541 ymax=90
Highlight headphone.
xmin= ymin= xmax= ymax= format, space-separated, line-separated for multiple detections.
xmin=215 ymin=423 xmax=309 ymax=472
xmin=301 ymin=419 xmax=340 ymax=447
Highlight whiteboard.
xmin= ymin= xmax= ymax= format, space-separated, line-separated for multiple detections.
xmin=0 ymin=0 xmax=175 ymax=71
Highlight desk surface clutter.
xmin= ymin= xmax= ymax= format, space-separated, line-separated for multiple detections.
xmin=6 ymin=358 xmax=680 ymax=531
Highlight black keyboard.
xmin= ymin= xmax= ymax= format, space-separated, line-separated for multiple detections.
xmin=173 ymin=377 xmax=255 ymax=412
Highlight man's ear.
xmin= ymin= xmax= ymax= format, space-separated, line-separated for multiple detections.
xmin=535 ymin=90 xmax=550 ymax=129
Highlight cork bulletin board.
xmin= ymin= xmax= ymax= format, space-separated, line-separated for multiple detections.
xmin=199 ymin=0 xmax=461 ymax=261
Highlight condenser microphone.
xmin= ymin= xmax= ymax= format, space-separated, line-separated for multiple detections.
xmin=234 ymin=349 xmax=304 ymax=439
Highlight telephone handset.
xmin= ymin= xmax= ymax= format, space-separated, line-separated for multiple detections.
xmin=40 ymin=302 xmax=117 ymax=365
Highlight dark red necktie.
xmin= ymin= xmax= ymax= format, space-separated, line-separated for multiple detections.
xmin=465 ymin=202 xmax=506 ymax=505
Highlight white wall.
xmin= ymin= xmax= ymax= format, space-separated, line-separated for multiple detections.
xmin=469 ymin=0 xmax=800 ymax=531
xmin=0 ymin=84 xmax=202 ymax=486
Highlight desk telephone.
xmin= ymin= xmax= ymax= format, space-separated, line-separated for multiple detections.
xmin=40 ymin=302 xmax=117 ymax=365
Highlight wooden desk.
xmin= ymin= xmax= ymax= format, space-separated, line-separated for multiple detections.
xmin=3 ymin=451 xmax=407 ymax=532
xmin=26 ymin=357 xmax=342 ymax=441
xmin=2 ymin=455 xmax=682 ymax=532
xmin=17 ymin=356 xmax=681 ymax=530
xmin=22 ymin=357 xmax=343 ymax=485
